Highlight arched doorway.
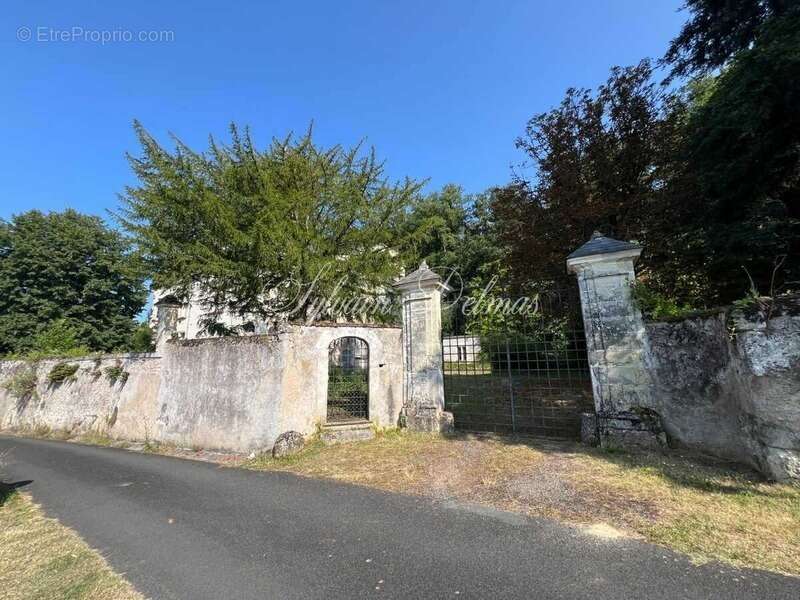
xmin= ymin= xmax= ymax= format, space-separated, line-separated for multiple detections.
xmin=327 ymin=337 xmax=369 ymax=423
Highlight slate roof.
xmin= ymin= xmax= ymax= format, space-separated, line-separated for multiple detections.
xmin=567 ymin=231 xmax=641 ymax=260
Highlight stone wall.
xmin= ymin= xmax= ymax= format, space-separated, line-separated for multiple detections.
xmin=644 ymin=298 xmax=800 ymax=481
xmin=0 ymin=354 xmax=162 ymax=441
xmin=644 ymin=314 xmax=745 ymax=462
xmin=155 ymin=335 xmax=285 ymax=450
xmin=0 ymin=323 xmax=403 ymax=453
xmin=567 ymin=233 xmax=800 ymax=482
xmin=281 ymin=324 xmax=404 ymax=436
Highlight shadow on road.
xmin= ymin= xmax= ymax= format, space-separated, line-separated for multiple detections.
xmin=0 ymin=480 xmax=33 ymax=505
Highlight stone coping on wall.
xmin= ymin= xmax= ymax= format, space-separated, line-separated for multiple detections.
xmin=642 ymin=308 xmax=727 ymax=324
xmin=0 ymin=323 xmax=403 ymax=359
xmin=732 ymin=294 xmax=800 ymax=330
xmin=169 ymin=334 xmax=281 ymax=348
xmin=299 ymin=321 xmax=402 ymax=329
xmin=639 ymin=294 xmax=800 ymax=327
xmin=168 ymin=322 xmax=402 ymax=348
xmin=0 ymin=352 xmax=161 ymax=365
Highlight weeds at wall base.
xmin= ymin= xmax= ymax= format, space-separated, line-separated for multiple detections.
xmin=3 ymin=426 xmax=125 ymax=450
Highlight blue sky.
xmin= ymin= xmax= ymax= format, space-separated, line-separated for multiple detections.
xmin=1 ymin=1 xmax=686 ymax=222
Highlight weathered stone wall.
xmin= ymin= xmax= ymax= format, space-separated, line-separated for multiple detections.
xmin=645 ymin=314 xmax=750 ymax=462
xmin=0 ymin=354 xmax=162 ymax=441
xmin=734 ymin=310 xmax=800 ymax=480
xmin=644 ymin=299 xmax=800 ymax=481
xmin=281 ymin=324 xmax=404 ymax=435
xmin=0 ymin=323 xmax=403 ymax=453
xmin=567 ymin=233 xmax=800 ymax=481
xmin=155 ymin=335 xmax=286 ymax=450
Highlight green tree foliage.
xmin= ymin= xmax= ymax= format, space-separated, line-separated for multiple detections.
xmin=682 ymin=12 xmax=800 ymax=299
xmin=459 ymin=263 xmax=543 ymax=334
xmin=490 ymin=3 xmax=800 ymax=310
xmin=119 ymin=123 xmax=422 ymax=328
xmin=403 ymin=185 xmax=503 ymax=332
xmin=495 ymin=14 xmax=800 ymax=308
xmin=0 ymin=211 xmax=147 ymax=356
xmin=664 ymin=0 xmax=797 ymax=79
xmin=493 ymin=61 xmax=704 ymax=301
xmin=630 ymin=281 xmax=695 ymax=321
xmin=28 ymin=319 xmax=90 ymax=357
xmin=127 ymin=322 xmax=155 ymax=353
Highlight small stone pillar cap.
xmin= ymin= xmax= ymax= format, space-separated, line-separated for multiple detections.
xmin=566 ymin=231 xmax=641 ymax=272
xmin=392 ymin=261 xmax=452 ymax=292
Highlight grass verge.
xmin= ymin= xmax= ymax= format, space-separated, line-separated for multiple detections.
xmin=566 ymin=449 xmax=800 ymax=575
xmin=0 ymin=492 xmax=144 ymax=600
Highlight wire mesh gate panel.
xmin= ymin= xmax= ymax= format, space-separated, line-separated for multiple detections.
xmin=327 ymin=336 xmax=369 ymax=423
xmin=442 ymin=297 xmax=593 ymax=438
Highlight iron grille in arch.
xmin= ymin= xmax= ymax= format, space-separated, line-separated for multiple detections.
xmin=442 ymin=288 xmax=593 ymax=438
xmin=327 ymin=337 xmax=369 ymax=423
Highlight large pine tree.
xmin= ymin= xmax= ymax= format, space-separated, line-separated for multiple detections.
xmin=118 ymin=123 xmax=424 ymax=328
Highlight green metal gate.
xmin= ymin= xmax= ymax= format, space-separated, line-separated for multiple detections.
xmin=442 ymin=296 xmax=593 ymax=438
xmin=327 ymin=336 xmax=369 ymax=423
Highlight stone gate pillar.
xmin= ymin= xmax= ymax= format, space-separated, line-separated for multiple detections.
xmin=152 ymin=294 xmax=182 ymax=354
xmin=567 ymin=232 xmax=664 ymax=449
xmin=392 ymin=262 xmax=454 ymax=433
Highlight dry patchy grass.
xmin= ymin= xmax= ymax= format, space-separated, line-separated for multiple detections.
xmin=246 ymin=431 xmax=800 ymax=576
xmin=0 ymin=492 xmax=144 ymax=600
xmin=570 ymin=451 xmax=800 ymax=575
xmin=245 ymin=430 xmax=545 ymax=497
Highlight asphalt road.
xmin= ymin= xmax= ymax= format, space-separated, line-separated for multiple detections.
xmin=1 ymin=435 xmax=797 ymax=599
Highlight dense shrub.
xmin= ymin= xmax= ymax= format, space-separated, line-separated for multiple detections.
xmin=481 ymin=331 xmax=588 ymax=373
xmin=46 ymin=362 xmax=79 ymax=385
xmin=3 ymin=368 xmax=38 ymax=401
xmin=127 ymin=323 xmax=155 ymax=353
xmin=631 ymin=282 xmax=696 ymax=321
xmin=103 ymin=362 xmax=129 ymax=386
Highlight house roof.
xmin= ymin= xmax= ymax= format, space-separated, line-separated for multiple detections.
xmin=567 ymin=231 xmax=641 ymax=260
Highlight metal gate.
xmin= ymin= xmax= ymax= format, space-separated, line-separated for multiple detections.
xmin=442 ymin=293 xmax=593 ymax=438
xmin=327 ymin=336 xmax=369 ymax=423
